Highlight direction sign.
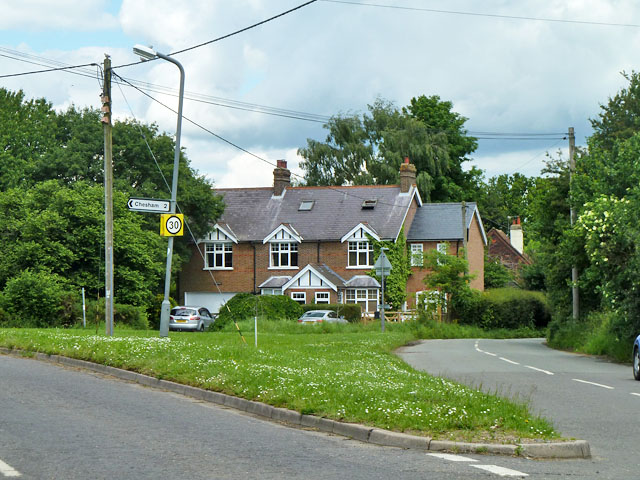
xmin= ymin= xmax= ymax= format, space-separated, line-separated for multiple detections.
xmin=160 ymin=214 xmax=184 ymax=237
xmin=128 ymin=198 xmax=170 ymax=213
xmin=374 ymin=252 xmax=393 ymax=277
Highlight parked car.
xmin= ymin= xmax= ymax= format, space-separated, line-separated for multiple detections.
xmin=169 ymin=306 xmax=216 ymax=332
xmin=297 ymin=310 xmax=348 ymax=324
xmin=633 ymin=335 xmax=640 ymax=380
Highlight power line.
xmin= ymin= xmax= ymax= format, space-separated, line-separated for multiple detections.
xmin=171 ymin=0 xmax=319 ymax=56
xmin=0 ymin=59 xmax=98 ymax=79
xmin=322 ymin=0 xmax=640 ymax=28
xmin=113 ymin=0 xmax=319 ymax=69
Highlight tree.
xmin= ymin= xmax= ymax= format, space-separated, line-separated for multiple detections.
xmin=478 ymin=173 xmax=536 ymax=232
xmin=299 ymin=97 xmax=480 ymax=202
xmin=369 ymin=231 xmax=411 ymax=311
xmin=423 ymin=245 xmax=475 ymax=321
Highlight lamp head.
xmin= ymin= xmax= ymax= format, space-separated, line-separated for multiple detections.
xmin=133 ymin=44 xmax=157 ymax=61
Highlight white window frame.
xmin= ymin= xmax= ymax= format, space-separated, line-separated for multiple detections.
xmin=315 ymin=292 xmax=330 ymax=304
xmin=348 ymin=241 xmax=374 ymax=268
xmin=410 ymin=243 xmax=423 ymax=267
xmin=291 ymin=292 xmax=306 ymax=304
xmin=270 ymin=242 xmax=299 ymax=269
xmin=345 ymin=288 xmax=379 ymax=312
xmin=204 ymin=242 xmax=233 ymax=270
xmin=261 ymin=288 xmax=282 ymax=296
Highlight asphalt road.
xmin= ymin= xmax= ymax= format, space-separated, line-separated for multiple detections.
xmin=398 ymin=338 xmax=640 ymax=479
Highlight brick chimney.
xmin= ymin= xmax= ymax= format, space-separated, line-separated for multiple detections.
xmin=273 ymin=159 xmax=290 ymax=196
xmin=510 ymin=217 xmax=524 ymax=254
xmin=399 ymin=157 xmax=417 ymax=193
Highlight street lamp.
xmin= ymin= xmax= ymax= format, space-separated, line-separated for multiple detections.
xmin=133 ymin=44 xmax=185 ymax=337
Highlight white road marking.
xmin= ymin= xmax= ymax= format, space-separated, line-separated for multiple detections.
xmin=524 ymin=365 xmax=554 ymax=375
xmin=499 ymin=357 xmax=520 ymax=365
xmin=0 ymin=459 xmax=21 ymax=477
xmin=426 ymin=453 xmax=477 ymax=462
xmin=472 ymin=464 xmax=529 ymax=477
xmin=572 ymin=378 xmax=614 ymax=390
xmin=484 ymin=351 xmax=497 ymax=357
xmin=630 ymin=392 xmax=640 ymax=397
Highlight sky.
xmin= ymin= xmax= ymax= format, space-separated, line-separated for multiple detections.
xmin=2 ymin=0 xmax=640 ymax=189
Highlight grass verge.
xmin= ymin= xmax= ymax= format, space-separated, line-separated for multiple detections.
xmin=0 ymin=321 xmax=557 ymax=443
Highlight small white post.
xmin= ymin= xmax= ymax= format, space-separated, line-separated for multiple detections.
xmin=82 ymin=287 xmax=86 ymax=328
xmin=254 ymin=315 xmax=258 ymax=347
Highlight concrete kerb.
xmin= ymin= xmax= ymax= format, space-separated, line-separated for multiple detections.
xmin=0 ymin=348 xmax=592 ymax=459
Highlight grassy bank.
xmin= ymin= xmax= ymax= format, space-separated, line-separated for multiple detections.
xmin=0 ymin=322 xmax=557 ymax=443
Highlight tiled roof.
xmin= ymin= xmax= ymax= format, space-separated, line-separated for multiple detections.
xmin=407 ymin=202 xmax=487 ymax=244
xmin=215 ymin=185 xmax=418 ymax=242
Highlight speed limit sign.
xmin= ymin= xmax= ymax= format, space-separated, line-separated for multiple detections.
xmin=160 ymin=214 xmax=184 ymax=236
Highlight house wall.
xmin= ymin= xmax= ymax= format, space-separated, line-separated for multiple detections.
xmin=405 ymin=241 xmax=459 ymax=308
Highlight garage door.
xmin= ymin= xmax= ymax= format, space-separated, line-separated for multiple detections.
xmin=183 ymin=292 xmax=238 ymax=315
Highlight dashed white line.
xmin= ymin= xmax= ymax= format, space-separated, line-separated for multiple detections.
xmin=484 ymin=351 xmax=498 ymax=357
xmin=630 ymin=392 xmax=640 ymax=397
xmin=426 ymin=453 xmax=477 ymax=462
xmin=499 ymin=357 xmax=520 ymax=365
xmin=0 ymin=459 xmax=21 ymax=477
xmin=472 ymin=464 xmax=529 ymax=477
xmin=524 ymin=365 xmax=554 ymax=375
xmin=572 ymin=378 xmax=614 ymax=390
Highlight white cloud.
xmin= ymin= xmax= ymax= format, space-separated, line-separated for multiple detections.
xmin=1 ymin=0 xmax=118 ymax=30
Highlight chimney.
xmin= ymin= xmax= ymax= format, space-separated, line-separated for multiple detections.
xmin=273 ymin=159 xmax=290 ymax=196
xmin=510 ymin=217 xmax=524 ymax=254
xmin=399 ymin=157 xmax=416 ymax=193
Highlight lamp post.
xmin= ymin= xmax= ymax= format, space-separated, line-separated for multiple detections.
xmin=133 ymin=45 xmax=185 ymax=337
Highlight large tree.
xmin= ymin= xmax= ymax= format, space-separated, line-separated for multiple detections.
xmin=298 ymin=96 xmax=480 ymax=202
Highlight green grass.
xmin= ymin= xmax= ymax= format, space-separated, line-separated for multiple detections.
xmin=0 ymin=321 xmax=558 ymax=443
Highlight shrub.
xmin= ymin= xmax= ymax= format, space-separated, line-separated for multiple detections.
xmin=454 ymin=288 xmax=551 ymax=330
xmin=86 ymin=299 xmax=149 ymax=330
xmin=300 ymin=303 xmax=362 ymax=323
xmin=0 ymin=270 xmax=79 ymax=327
xmin=214 ymin=294 xmax=304 ymax=330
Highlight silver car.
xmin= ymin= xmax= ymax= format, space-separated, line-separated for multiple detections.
xmin=297 ymin=310 xmax=348 ymax=324
xmin=169 ymin=306 xmax=216 ymax=332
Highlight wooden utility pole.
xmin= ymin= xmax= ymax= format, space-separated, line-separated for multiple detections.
xmin=102 ymin=55 xmax=114 ymax=336
xmin=569 ymin=127 xmax=579 ymax=320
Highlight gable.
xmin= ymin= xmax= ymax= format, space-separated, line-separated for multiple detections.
xmin=340 ymin=223 xmax=380 ymax=243
xmin=282 ymin=264 xmax=341 ymax=291
xmin=263 ymin=223 xmax=302 ymax=244
xmin=203 ymin=223 xmax=238 ymax=244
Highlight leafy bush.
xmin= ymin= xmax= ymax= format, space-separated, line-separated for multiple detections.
xmin=548 ymin=311 xmax=631 ymax=362
xmin=214 ymin=294 xmax=304 ymax=330
xmin=300 ymin=303 xmax=362 ymax=323
xmin=0 ymin=270 xmax=79 ymax=327
xmin=454 ymin=288 xmax=551 ymax=330
xmin=85 ymin=300 xmax=149 ymax=330
xmin=484 ymin=256 xmax=513 ymax=289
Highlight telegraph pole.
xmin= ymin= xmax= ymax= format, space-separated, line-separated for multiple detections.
xmin=569 ymin=127 xmax=579 ymax=320
xmin=102 ymin=55 xmax=114 ymax=336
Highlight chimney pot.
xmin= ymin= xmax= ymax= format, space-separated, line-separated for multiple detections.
xmin=277 ymin=159 xmax=287 ymax=169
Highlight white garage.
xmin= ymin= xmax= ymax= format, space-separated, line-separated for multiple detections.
xmin=183 ymin=292 xmax=238 ymax=315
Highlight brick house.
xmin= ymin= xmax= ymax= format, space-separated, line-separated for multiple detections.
xmin=179 ymin=160 xmax=486 ymax=314
xmin=487 ymin=219 xmax=532 ymax=278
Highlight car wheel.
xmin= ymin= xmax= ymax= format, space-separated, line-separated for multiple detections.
xmin=634 ymin=347 xmax=640 ymax=381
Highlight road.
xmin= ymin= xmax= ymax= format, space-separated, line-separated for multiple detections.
xmin=398 ymin=338 xmax=640 ymax=479
xmin=0 ymin=341 xmax=635 ymax=479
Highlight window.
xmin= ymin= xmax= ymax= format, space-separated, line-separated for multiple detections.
xmin=346 ymin=288 xmax=378 ymax=312
xmin=315 ymin=292 xmax=330 ymax=304
xmin=436 ymin=242 xmax=448 ymax=265
xmin=270 ymin=242 xmax=298 ymax=268
xmin=261 ymin=288 xmax=282 ymax=296
xmin=348 ymin=241 xmax=373 ymax=267
xmin=291 ymin=292 xmax=306 ymax=305
xmin=410 ymin=243 xmax=423 ymax=267
xmin=204 ymin=243 xmax=232 ymax=269
xmin=299 ymin=200 xmax=314 ymax=211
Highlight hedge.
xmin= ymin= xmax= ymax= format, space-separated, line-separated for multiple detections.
xmin=454 ymin=287 xmax=551 ymax=330
xmin=214 ymin=294 xmax=304 ymax=330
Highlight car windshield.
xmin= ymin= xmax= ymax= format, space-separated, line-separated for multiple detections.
xmin=306 ymin=312 xmax=326 ymax=317
xmin=171 ymin=308 xmax=196 ymax=316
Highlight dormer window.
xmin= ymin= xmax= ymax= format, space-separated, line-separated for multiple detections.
xmin=361 ymin=199 xmax=377 ymax=209
xmin=270 ymin=242 xmax=299 ymax=268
